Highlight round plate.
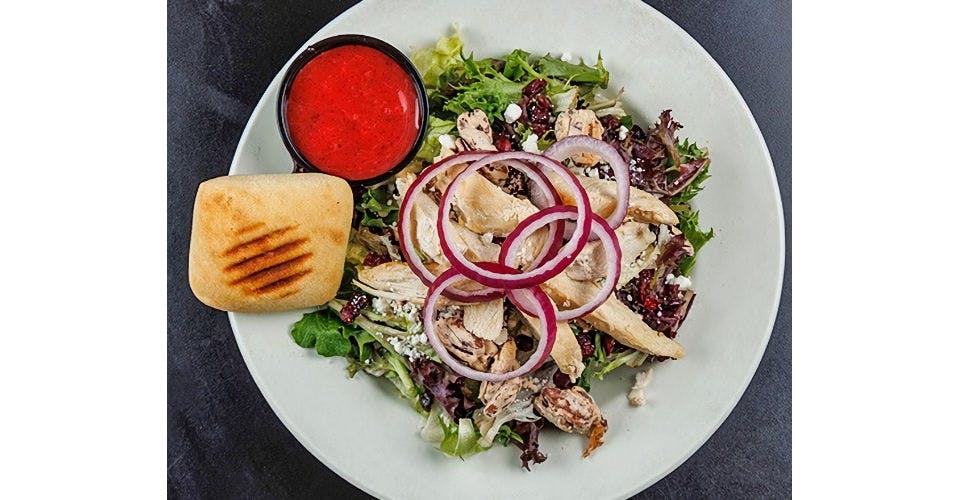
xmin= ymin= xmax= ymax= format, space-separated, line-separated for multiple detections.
xmin=228 ymin=0 xmax=784 ymax=498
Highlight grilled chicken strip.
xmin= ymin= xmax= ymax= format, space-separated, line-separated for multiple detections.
xmin=519 ymin=307 xmax=584 ymax=379
xmin=565 ymin=220 xmax=657 ymax=286
xmin=542 ymin=170 xmax=679 ymax=226
xmin=463 ymin=298 xmax=505 ymax=341
xmin=542 ymin=273 xmax=685 ymax=359
xmin=396 ymin=172 xmax=500 ymax=264
xmin=554 ymin=109 xmax=605 ymax=166
xmin=479 ymin=339 xmax=523 ymax=416
xmin=435 ymin=316 xmax=498 ymax=371
xmin=450 ymin=172 xmax=538 ymax=237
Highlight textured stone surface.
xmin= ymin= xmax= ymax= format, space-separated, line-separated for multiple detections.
xmin=167 ymin=1 xmax=791 ymax=497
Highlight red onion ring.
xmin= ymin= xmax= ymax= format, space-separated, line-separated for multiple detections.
xmin=397 ymin=151 xmax=503 ymax=302
xmin=493 ymin=159 xmax=564 ymax=269
xmin=422 ymin=267 xmax=557 ymax=382
xmin=437 ymin=152 xmax=593 ymax=289
xmin=544 ymin=136 xmax=631 ymax=229
xmin=502 ymin=206 xmax=622 ymax=321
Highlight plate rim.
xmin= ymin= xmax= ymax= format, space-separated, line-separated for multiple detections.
xmin=227 ymin=1 xmax=786 ymax=497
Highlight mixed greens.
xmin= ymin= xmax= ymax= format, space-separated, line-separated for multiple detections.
xmin=288 ymin=30 xmax=714 ymax=469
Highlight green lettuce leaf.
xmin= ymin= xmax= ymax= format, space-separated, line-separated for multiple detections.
xmin=415 ymin=116 xmax=457 ymax=162
xmin=291 ymin=308 xmax=365 ymax=357
xmin=358 ymin=185 xmax=400 ymax=228
xmin=536 ymin=53 xmax=609 ymax=88
xmin=412 ymin=30 xmax=464 ymax=88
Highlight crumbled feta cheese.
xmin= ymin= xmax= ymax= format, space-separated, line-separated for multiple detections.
xmin=387 ymin=333 xmax=429 ymax=361
xmin=666 ymin=274 xmax=693 ymax=291
xmin=521 ymin=133 xmax=540 ymax=153
xmin=657 ymin=224 xmax=673 ymax=246
xmin=481 ymin=232 xmax=494 ymax=244
xmin=371 ymin=297 xmax=389 ymax=314
xmin=628 ymin=368 xmax=653 ymax=407
xmin=560 ymin=52 xmax=572 ymax=62
xmin=438 ymin=305 xmax=463 ymax=320
xmin=438 ymin=134 xmax=455 ymax=150
xmin=503 ymin=103 xmax=522 ymax=124
xmin=617 ymin=125 xmax=629 ymax=141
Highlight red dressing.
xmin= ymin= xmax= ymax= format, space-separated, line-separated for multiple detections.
xmin=285 ymin=45 xmax=421 ymax=181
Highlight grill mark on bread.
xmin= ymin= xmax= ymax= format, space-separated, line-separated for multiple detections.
xmin=257 ymin=273 xmax=311 ymax=294
xmin=224 ymin=225 xmax=298 ymax=257
xmin=224 ymin=238 xmax=309 ymax=275
xmin=229 ymin=253 xmax=313 ymax=289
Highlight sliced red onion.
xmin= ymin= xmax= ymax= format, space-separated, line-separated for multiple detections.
xmin=422 ymin=267 xmax=557 ymax=382
xmin=502 ymin=206 xmax=622 ymax=321
xmin=544 ymin=135 xmax=630 ymax=229
xmin=397 ymin=151 xmax=503 ymax=302
xmin=437 ymin=151 xmax=593 ymax=289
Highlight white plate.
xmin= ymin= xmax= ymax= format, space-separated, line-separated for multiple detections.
xmin=228 ymin=0 xmax=784 ymax=498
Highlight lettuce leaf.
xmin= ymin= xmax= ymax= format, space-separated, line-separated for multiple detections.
xmin=411 ymin=30 xmax=464 ymax=88
xmin=420 ymin=406 xmax=485 ymax=458
xmin=415 ymin=116 xmax=457 ymax=162
xmin=536 ymin=53 xmax=609 ymax=88
xmin=291 ymin=308 xmax=368 ymax=357
xmin=358 ymin=185 xmax=399 ymax=228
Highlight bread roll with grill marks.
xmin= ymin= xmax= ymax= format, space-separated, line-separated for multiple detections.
xmin=189 ymin=173 xmax=353 ymax=312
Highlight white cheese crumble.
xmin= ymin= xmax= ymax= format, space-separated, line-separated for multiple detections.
xmin=503 ymin=103 xmax=522 ymax=124
xmin=617 ymin=125 xmax=629 ymax=141
xmin=387 ymin=332 xmax=429 ymax=361
xmin=438 ymin=134 xmax=456 ymax=150
xmin=560 ymin=52 xmax=572 ymax=62
xmin=665 ymin=273 xmax=693 ymax=291
xmin=657 ymin=224 xmax=673 ymax=246
xmin=628 ymin=368 xmax=653 ymax=407
xmin=481 ymin=232 xmax=494 ymax=244
xmin=521 ymin=133 xmax=540 ymax=153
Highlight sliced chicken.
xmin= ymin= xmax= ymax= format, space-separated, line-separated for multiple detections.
xmin=456 ymin=110 xmax=497 ymax=151
xmin=463 ymin=298 xmax=505 ymax=341
xmin=565 ymin=239 xmax=606 ymax=282
xmin=541 ymin=273 xmax=685 ymax=359
xmin=520 ymin=305 xmax=584 ymax=380
xmin=564 ymin=220 xmax=657 ymax=286
xmin=435 ymin=316 xmax=498 ymax=371
xmin=618 ymin=221 xmax=658 ymax=286
xmin=534 ymin=386 xmax=608 ymax=457
xmin=479 ymin=339 xmax=523 ymax=416
xmin=542 ymin=170 xmax=679 ymax=226
xmin=355 ymin=261 xmax=431 ymax=304
xmin=451 ymin=172 xmax=538 ymax=237
xmin=396 ymin=172 xmax=500 ymax=264
xmin=554 ymin=109 xmax=605 ymax=165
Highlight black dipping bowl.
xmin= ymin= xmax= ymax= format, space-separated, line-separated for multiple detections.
xmin=276 ymin=34 xmax=429 ymax=186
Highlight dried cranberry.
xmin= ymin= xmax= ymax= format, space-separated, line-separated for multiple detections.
xmin=494 ymin=133 xmax=513 ymax=152
xmin=515 ymin=335 xmax=534 ymax=352
xmin=362 ymin=252 xmax=390 ymax=267
xmin=522 ymin=79 xmax=547 ymax=97
xmin=602 ymin=335 xmax=617 ymax=356
xmin=575 ymin=333 xmax=595 ymax=359
xmin=339 ymin=292 xmax=369 ymax=323
xmin=552 ymin=371 xmax=574 ymax=389
xmin=519 ymin=79 xmax=553 ymax=137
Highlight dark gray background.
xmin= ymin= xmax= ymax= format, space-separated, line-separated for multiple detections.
xmin=168 ymin=0 xmax=791 ymax=497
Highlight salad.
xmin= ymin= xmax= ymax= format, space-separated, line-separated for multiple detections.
xmin=288 ymin=30 xmax=714 ymax=469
